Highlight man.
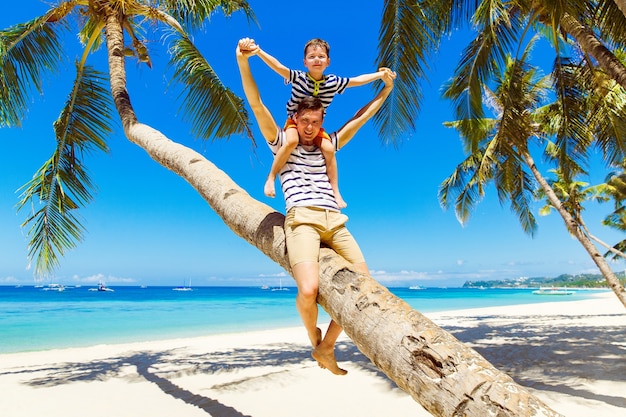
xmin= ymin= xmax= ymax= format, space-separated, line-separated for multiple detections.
xmin=236 ymin=38 xmax=395 ymax=375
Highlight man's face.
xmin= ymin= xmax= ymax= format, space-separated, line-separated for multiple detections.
xmin=294 ymin=109 xmax=324 ymax=143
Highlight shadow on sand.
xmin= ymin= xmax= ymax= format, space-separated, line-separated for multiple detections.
xmin=442 ymin=312 xmax=626 ymax=409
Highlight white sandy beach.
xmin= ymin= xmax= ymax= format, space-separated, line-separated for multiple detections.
xmin=0 ymin=291 xmax=624 ymax=417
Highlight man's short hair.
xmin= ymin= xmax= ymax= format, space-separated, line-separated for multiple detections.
xmin=296 ymin=96 xmax=325 ymax=116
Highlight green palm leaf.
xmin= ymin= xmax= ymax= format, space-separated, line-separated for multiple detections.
xmin=169 ymin=35 xmax=254 ymax=143
xmin=159 ymin=0 xmax=256 ymax=30
xmin=374 ymin=0 xmax=441 ymax=146
xmin=0 ymin=12 xmax=67 ymax=127
xmin=16 ymin=63 xmax=113 ymax=275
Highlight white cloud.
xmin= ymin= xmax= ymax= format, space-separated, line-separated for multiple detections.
xmin=0 ymin=276 xmax=19 ymax=284
xmin=72 ymin=273 xmax=136 ymax=284
xmin=258 ymin=272 xmax=288 ymax=278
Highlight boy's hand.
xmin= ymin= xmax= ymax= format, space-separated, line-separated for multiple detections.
xmin=238 ymin=37 xmax=259 ymax=54
xmin=378 ymin=67 xmax=395 ymax=78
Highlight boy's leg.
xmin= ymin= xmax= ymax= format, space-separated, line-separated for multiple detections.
xmin=319 ymin=138 xmax=347 ymax=208
xmin=264 ymin=127 xmax=299 ymax=197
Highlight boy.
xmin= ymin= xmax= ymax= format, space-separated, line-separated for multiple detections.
xmin=240 ymin=38 xmax=386 ymax=208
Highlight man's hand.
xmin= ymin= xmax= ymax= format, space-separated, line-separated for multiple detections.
xmin=380 ymin=67 xmax=396 ymax=88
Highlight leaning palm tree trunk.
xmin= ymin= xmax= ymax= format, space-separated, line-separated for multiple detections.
xmin=103 ymin=9 xmax=561 ymax=417
xmin=614 ymin=0 xmax=626 ymax=20
xmin=523 ymin=151 xmax=626 ymax=307
xmin=560 ymin=12 xmax=626 ymax=90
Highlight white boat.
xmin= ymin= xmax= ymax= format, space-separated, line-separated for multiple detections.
xmin=89 ymin=282 xmax=114 ymax=292
xmin=532 ymin=287 xmax=574 ymax=295
xmin=409 ymin=285 xmax=425 ymax=290
xmin=42 ymin=283 xmax=65 ymax=291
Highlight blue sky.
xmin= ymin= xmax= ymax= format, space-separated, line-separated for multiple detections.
xmin=1 ymin=1 xmax=623 ymax=288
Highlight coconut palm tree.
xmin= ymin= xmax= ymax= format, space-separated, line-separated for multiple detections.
xmin=2 ymin=0 xmax=255 ymax=274
xmin=373 ymin=0 xmax=626 ymax=303
xmin=378 ymin=0 xmax=626 ymax=127
xmin=439 ymin=34 xmax=626 ymax=306
xmin=1 ymin=1 xmax=564 ymax=415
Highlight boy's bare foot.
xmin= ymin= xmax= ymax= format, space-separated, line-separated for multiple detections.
xmin=312 ymin=345 xmax=347 ymax=375
xmin=264 ymin=177 xmax=276 ymax=198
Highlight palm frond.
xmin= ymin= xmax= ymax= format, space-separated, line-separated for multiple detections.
xmin=169 ymin=34 xmax=254 ymax=143
xmin=158 ymin=0 xmax=256 ymax=30
xmin=590 ymin=0 xmax=626 ymax=50
xmin=16 ymin=63 xmax=113 ymax=275
xmin=439 ymin=150 xmax=494 ymax=225
xmin=547 ymin=56 xmax=593 ymax=177
xmin=444 ymin=117 xmax=497 ymax=154
xmin=585 ymin=55 xmax=626 ymax=165
xmin=494 ymin=153 xmax=537 ymax=235
xmin=375 ymin=0 xmax=442 ymax=146
xmin=0 ymin=9 xmax=70 ymax=127
xmin=78 ymin=10 xmax=107 ymax=53
xmin=443 ymin=4 xmax=524 ymax=123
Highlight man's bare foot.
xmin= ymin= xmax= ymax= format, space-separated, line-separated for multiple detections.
xmin=312 ymin=344 xmax=347 ymax=375
xmin=264 ymin=177 xmax=276 ymax=198
xmin=308 ymin=328 xmax=326 ymax=369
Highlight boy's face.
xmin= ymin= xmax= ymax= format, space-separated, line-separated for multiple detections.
xmin=294 ymin=109 xmax=324 ymax=143
xmin=303 ymin=46 xmax=330 ymax=74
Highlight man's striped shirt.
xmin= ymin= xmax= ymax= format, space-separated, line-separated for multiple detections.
xmin=267 ymin=129 xmax=340 ymax=212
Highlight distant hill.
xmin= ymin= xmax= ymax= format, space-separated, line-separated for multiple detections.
xmin=463 ymin=271 xmax=626 ymax=289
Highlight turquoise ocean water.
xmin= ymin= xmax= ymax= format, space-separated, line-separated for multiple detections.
xmin=0 ymin=285 xmax=604 ymax=354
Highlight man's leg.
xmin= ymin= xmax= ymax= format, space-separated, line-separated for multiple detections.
xmin=292 ymin=261 xmax=322 ymax=347
xmin=292 ymin=261 xmax=347 ymax=375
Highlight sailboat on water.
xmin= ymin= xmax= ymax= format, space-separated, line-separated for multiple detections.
xmin=173 ymin=279 xmax=193 ymax=291
xmin=271 ymin=278 xmax=289 ymax=291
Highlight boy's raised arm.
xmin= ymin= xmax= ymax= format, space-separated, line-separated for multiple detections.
xmin=239 ymin=38 xmax=291 ymax=80
xmin=346 ymin=68 xmax=387 ymax=88
xmin=256 ymin=48 xmax=291 ymax=80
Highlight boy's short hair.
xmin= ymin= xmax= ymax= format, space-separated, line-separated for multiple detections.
xmin=296 ymin=96 xmax=325 ymax=115
xmin=303 ymin=38 xmax=330 ymax=57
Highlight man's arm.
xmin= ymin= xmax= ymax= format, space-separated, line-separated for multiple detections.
xmin=236 ymin=39 xmax=279 ymax=142
xmin=336 ymin=69 xmax=396 ymax=149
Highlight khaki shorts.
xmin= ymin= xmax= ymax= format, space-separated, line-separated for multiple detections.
xmin=284 ymin=207 xmax=365 ymax=267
